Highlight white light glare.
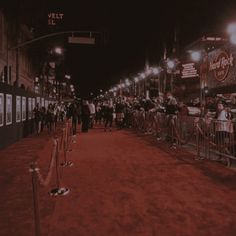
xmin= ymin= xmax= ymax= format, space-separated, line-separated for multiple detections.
xmin=227 ymin=23 xmax=236 ymax=35
xmin=167 ymin=60 xmax=175 ymax=69
xmin=230 ymin=33 xmax=236 ymax=45
xmin=152 ymin=67 xmax=160 ymax=75
xmin=191 ymin=51 xmax=201 ymax=62
xmin=125 ymin=79 xmax=131 ymax=86
xmin=134 ymin=77 xmax=139 ymax=83
xmin=54 ymin=47 xmax=63 ymax=55
xmin=65 ymin=74 xmax=71 ymax=79
xmin=140 ymin=73 xmax=145 ymax=79
xmin=145 ymin=68 xmax=152 ymax=76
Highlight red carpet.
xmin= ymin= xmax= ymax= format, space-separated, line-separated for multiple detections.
xmin=1 ymin=126 xmax=236 ymax=236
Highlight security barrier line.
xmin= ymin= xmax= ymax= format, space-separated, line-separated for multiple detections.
xmin=131 ymin=110 xmax=236 ymax=167
xmin=29 ymin=121 xmax=74 ymax=236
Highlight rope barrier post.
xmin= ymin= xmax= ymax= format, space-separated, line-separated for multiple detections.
xmin=49 ymin=138 xmax=70 ymax=197
xmin=29 ymin=162 xmax=41 ymax=236
xmin=60 ymin=121 xmax=74 ymax=167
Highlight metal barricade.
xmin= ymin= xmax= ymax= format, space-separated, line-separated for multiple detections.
xmin=195 ymin=118 xmax=236 ymax=166
xmin=130 ymin=110 xmax=236 ymax=167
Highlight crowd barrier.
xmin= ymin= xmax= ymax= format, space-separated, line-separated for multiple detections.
xmin=29 ymin=120 xmax=75 ymax=236
xmin=131 ymin=110 xmax=236 ymax=167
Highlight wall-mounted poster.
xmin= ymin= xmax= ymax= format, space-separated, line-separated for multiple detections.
xmin=6 ymin=94 xmax=12 ymax=125
xmin=28 ymin=98 xmax=32 ymax=119
xmin=36 ymin=97 xmax=40 ymax=107
xmin=16 ymin=96 xmax=21 ymax=123
xmin=22 ymin=97 xmax=26 ymax=121
xmin=45 ymin=100 xmax=49 ymax=109
xmin=41 ymin=98 xmax=45 ymax=107
xmin=0 ymin=93 xmax=4 ymax=127
xmin=32 ymin=98 xmax=35 ymax=118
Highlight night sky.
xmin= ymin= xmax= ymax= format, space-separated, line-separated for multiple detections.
xmin=2 ymin=0 xmax=236 ymax=97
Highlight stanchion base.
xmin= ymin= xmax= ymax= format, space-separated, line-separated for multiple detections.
xmin=60 ymin=161 xmax=74 ymax=167
xmin=49 ymin=187 xmax=70 ymax=196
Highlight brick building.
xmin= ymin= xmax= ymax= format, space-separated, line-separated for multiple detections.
xmin=0 ymin=10 xmax=35 ymax=91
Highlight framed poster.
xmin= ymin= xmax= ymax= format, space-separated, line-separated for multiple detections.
xmin=28 ymin=98 xmax=32 ymax=119
xmin=0 ymin=93 xmax=4 ymax=127
xmin=32 ymin=98 xmax=35 ymax=118
xmin=45 ymin=100 xmax=49 ymax=109
xmin=41 ymin=97 xmax=45 ymax=107
xmin=16 ymin=96 xmax=21 ymax=123
xmin=36 ymin=97 xmax=40 ymax=107
xmin=6 ymin=94 xmax=12 ymax=125
xmin=22 ymin=97 xmax=26 ymax=121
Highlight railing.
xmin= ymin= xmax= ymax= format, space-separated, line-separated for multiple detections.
xmin=130 ymin=110 xmax=236 ymax=167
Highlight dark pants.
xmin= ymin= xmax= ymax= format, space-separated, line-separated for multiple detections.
xmin=105 ymin=116 xmax=113 ymax=129
xmin=82 ymin=116 xmax=89 ymax=132
xmin=72 ymin=118 xmax=77 ymax=135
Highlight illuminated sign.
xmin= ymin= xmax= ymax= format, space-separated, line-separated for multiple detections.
xmin=48 ymin=12 xmax=64 ymax=26
xmin=181 ymin=63 xmax=199 ymax=78
xmin=209 ymin=51 xmax=234 ymax=82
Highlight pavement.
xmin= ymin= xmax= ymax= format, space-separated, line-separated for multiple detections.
xmin=1 ymin=124 xmax=236 ymax=236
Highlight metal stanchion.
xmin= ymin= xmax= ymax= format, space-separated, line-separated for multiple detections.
xmin=49 ymin=139 xmax=70 ymax=196
xmin=60 ymin=122 xmax=73 ymax=167
xmin=29 ymin=162 xmax=41 ymax=236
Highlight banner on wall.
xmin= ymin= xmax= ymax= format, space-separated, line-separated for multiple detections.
xmin=22 ymin=97 xmax=26 ymax=121
xmin=45 ymin=100 xmax=49 ymax=109
xmin=28 ymin=98 xmax=32 ymax=119
xmin=36 ymin=97 xmax=40 ymax=107
xmin=16 ymin=96 xmax=21 ymax=123
xmin=6 ymin=94 xmax=12 ymax=125
xmin=0 ymin=93 xmax=4 ymax=127
xmin=41 ymin=98 xmax=45 ymax=107
xmin=32 ymin=98 xmax=35 ymax=118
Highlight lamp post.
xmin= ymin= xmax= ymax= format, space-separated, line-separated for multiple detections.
xmin=166 ymin=59 xmax=176 ymax=93
xmin=190 ymin=50 xmax=208 ymax=111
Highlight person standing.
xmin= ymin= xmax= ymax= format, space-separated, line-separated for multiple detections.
xmin=33 ymin=103 xmax=42 ymax=135
xmin=46 ymin=103 xmax=54 ymax=133
xmin=81 ymin=100 xmax=90 ymax=133
xmin=104 ymin=101 xmax=114 ymax=132
xmin=164 ymin=91 xmax=178 ymax=147
xmin=88 ymin=100 xmax=96 ymax=128
xmin=68 ymin=102 xmax=78 ymax=142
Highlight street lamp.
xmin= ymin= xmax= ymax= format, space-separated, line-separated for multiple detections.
xmin=227 ymin=22 xmax=236 ymax=35
xmin=189 ymin=50 xmax=208 ymax=109
xmin=65 ymin=74 xmax=71 ymax=79
xmin=54 ymin=47 xmax=63 ymax=55
xmin=167 ymin=59 xmax=175 ymax=70
xmin=227 ymin=22 xmax=236 ymax=45
xmin=230 ymin=33 xmax=236 ymax=45
xmin=125 ymin=79 xmax=131 ymax=86
xmin=152 ymin=67 xmax=161 ymax=75
xmin=190 ymin=51 xmax=201 ymax=62
xmin=140 ymin=73 xmax=145 ymax=79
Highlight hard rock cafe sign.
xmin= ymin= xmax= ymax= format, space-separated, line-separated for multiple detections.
xmin=209 ymin=51 xmax=234 ymax=82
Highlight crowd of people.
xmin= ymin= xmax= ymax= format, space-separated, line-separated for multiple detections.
xmin=33 ymin=92 xmax=236 ymax=145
